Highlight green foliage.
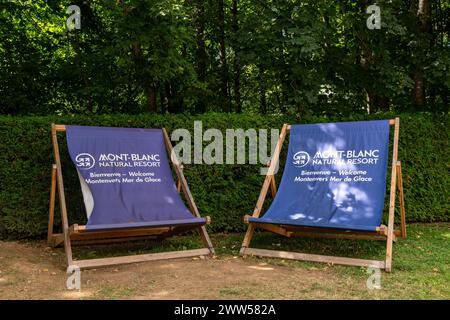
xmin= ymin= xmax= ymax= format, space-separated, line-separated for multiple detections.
xmin=0 ymin=112 xmax=448 ymax=239
xmin=1 ymin=0 xmax=448 ymax=115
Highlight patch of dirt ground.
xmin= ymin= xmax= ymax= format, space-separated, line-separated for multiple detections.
xmin=0 ymin=241 xmax=371 ymax=299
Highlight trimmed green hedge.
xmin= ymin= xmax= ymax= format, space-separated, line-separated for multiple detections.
xmin=0 ymin=112 xmax=448 ymax=239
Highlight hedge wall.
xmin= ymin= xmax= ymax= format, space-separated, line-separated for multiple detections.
xmin=0 ymin=112 xmax=448 ymax=239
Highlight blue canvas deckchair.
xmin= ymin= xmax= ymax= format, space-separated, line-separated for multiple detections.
xmin=48 ymin=124 xmax=214 ymax=269
xmin=241 ymin=118 xmax=406 ymax=272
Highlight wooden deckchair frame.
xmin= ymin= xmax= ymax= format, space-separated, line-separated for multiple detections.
xmin=240 ymin=118 xmax=406 ymax=272
xmin=48 ymin=124 xmax=214 ymax=270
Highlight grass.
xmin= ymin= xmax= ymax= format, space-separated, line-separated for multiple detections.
xmin=94 ymin=286 xmax=136 ymax=299
xmin=68 ymin=223 xmax=449 ymax=299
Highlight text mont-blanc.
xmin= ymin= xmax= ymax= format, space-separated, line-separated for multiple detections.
xmin=98 ymin=153 xmax=161 ymax=167
xmin=312 ymin=149 xmax=380 ymax=165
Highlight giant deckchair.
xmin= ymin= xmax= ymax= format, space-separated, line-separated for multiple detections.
xmin=48 ymin=124 xmax=214 ymax=269
xmin=240 ymin=118 xmax=405 ymax=272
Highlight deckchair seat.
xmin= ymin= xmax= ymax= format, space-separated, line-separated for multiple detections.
xmin=85 ymin=217 xmax=208 ymax=231
xmin=248 ymin=217 xmax=379 ymax=232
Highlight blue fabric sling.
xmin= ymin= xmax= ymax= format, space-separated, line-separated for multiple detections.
xmin=66 ymin=126 xmax=205 ymax=231
xmin=249 ymin=120 xmax=390 ymax=232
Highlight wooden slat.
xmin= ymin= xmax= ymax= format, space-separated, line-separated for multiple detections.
xmin=240 ymin=124 xmax=289 ymax=254
xmin=397 ymin=161 xmax=407 ymax=238
xmin=385 ymin=117 xmax=400 ymax=272
xmin=47 ymin=164 xmax=57 ymax=245
xmin=65 ymin=223 xmax=203 ymax=242
xmin=70 ymin=235 xmax=160 ymax=246
xmin=269 ymin=176 xmax=277 ymax=198
xmin=176 ymin=166 xmax=183 ymax=192
xmin=378 ymin=225 xmax=388 ymax=236
xmin=242 ymin=248 xmax=386 ymax=269
xmin=52 ymin=232 xmax=172 ymax=247
xmin=162 ymin=128 xmax=215 ymax=255
xmin=51 ymin=124 xmax=73 ymax=265
xmin=248 ymin=221 xmax=386 ymax=240
xmin=290 ymin=120 xmax=394 ymax=127
xmin=50 ymin=233 xmax=65 ymax=247
xmin=290 ymin=232 xmax=386 ymax=241
xmin=54 ymin=124 xmax=66 ymax=132
xmin=74 ymin=248 xmax=211 ymax=269
xmin=254 ymin=123 xmax=288 ymax=215
xmin=71 ymin=227 xmax=172 ymax=240
xmin=283 ymin=224 xmax=385 ymax=236
xmin=249 ymin=223 xmax=292 ymax=238
xmin=162 ymin=129 xmax=200 ymax=217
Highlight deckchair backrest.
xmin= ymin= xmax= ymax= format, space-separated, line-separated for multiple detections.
xmin=66 ymin=125 xmax=193 ymax=227
xmin=266 ymin=120 xmax=391 ymax=231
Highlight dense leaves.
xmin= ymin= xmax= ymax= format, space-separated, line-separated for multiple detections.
xmin=0 ymin=0 xmax=448 ymax=115
xmin=0 ymin=113 xmax=448 ymax=239
xmin=0 ymin=1 xmax=448 ymax=239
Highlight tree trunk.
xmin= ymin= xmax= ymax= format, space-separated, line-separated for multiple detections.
xmin=218 ymin=0 xmax=230 ymax=112
xmin=192 ymin=0 xmax=207 ymax=113
xmin=259 ymin=65 xmax=267 ymax=114
xmin=412 ymin=72 xmax=425 ymax=107
xmin=411 ymin=0 xmax=430 ymax=110
xmin=231 ymin=0 xmax=241 ymax=113
xmin=70 ymin=31 xmax=93 ymax=113
xmin=120 ymin=0 xmax=158 ymax=113
xmin=131 ymin=42 xmax=157 ymax=113
xmin=166 ymin=83 xmax=178 ymax=114
xmin=358 ymin=0 xmax=389 ymax=113
xmin=147 ymin=84 xmax=157 ymax=113
xmin=260 ymin=88 xmax=267 ymax=114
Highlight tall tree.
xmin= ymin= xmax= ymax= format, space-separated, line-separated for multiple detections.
xmin=231 ymin=0 xmax=242 ymax=113
xmin=191 ymin=0 xmax=207 ymax=113
xmin=411 ymin=0 xmax=431 ymax=109
xmin=218 ymin=0 xmax=230 ymax=112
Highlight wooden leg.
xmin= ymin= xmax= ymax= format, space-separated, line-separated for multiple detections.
xmin=385 ymin=226 xmax=394 ymax=272
xmin=269 ymin=176 xmax=277 ymax=198
xmin=52 ymin=126 xmax=73 ymax=266
xmin=385 ymin=118 xmax=399 ymax=272
xmin=240 ymin=224 xmax=255 ymax=255
xmin=58 ymin=182 xmax=74 ymax=266
xmin=199 ymin=225 xmax=215 ymax=255
xmin=162 ymin=129 xmax=215 ymax=255
xmin=241 ymin=124 xmax=288 ymax=256
xmin=397 ymin=161 xmax=406 ymax=238
xmin=47 ymin=165 xmax=57 ymax=246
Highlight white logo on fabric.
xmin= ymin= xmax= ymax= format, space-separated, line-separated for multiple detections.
xmin=293 ymin=151 xmax=310 ymax=167
xmin=75 ymin=153 xmax=95 ymax=170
